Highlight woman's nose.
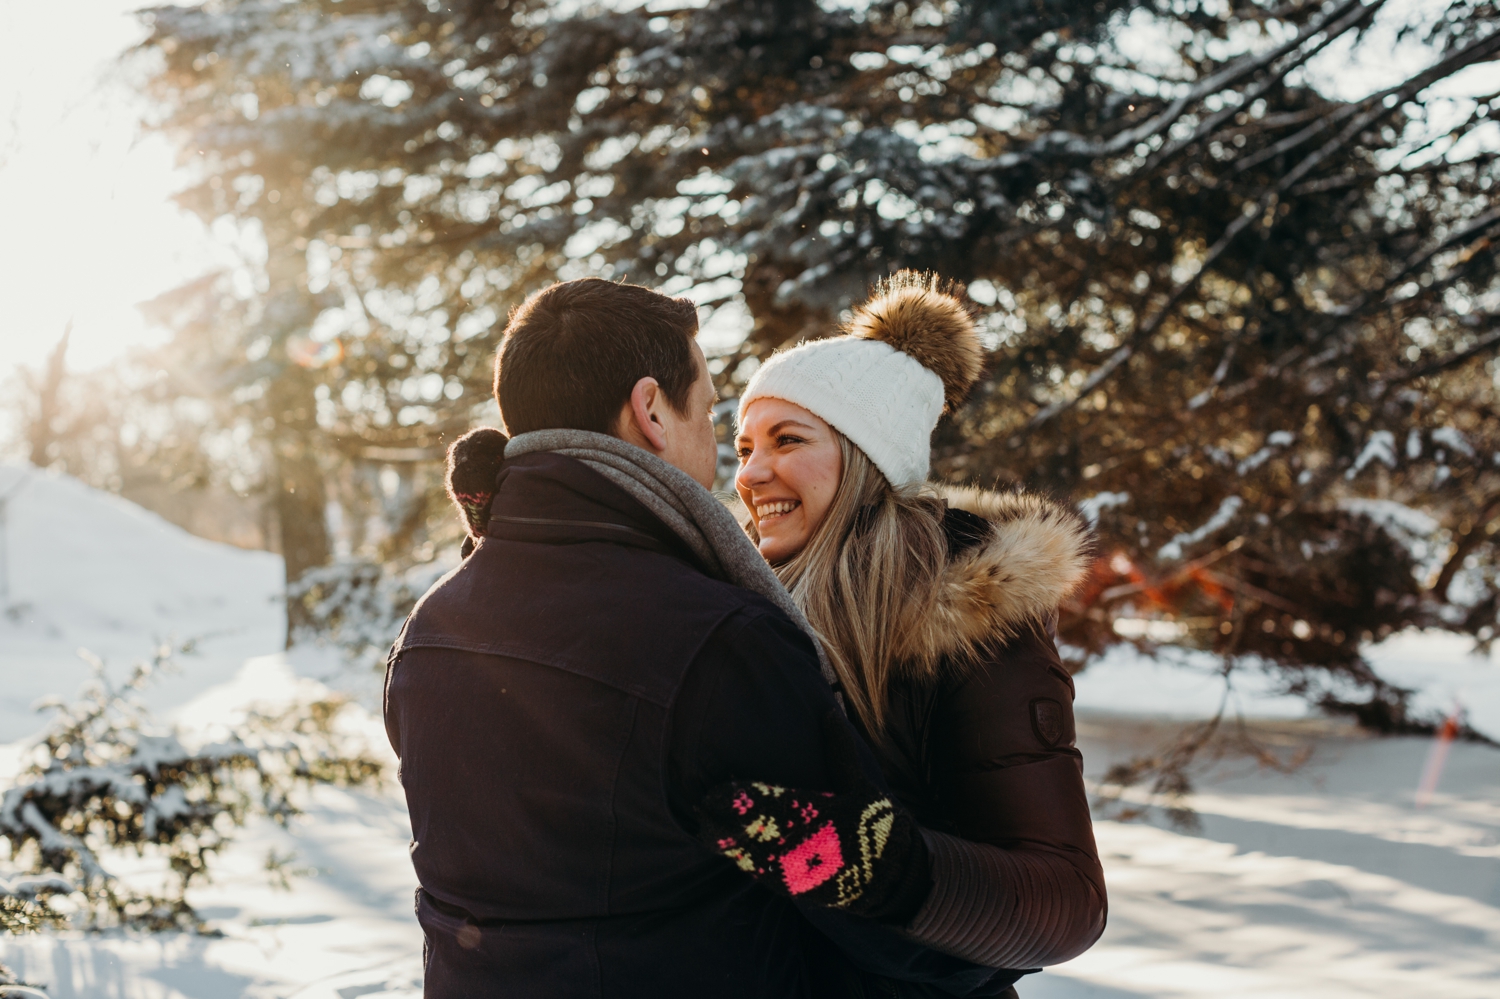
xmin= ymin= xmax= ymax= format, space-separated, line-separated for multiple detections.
xmin=736 ymin=446 xmax=774 ymax=489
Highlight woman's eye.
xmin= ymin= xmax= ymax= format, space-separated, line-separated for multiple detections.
xmin=735 ymin=447 xmax=752 ymax=460
xmin=777 ymin=435 xmax=805 ymax=447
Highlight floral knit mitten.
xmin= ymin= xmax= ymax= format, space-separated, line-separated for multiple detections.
xmin=695 ymin=714 xmax=932 ymax=923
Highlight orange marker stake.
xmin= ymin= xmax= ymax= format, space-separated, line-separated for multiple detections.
xmin=1414 ymin=702 xmax=1463 ymax=809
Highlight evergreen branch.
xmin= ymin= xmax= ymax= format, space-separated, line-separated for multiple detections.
xmin=985 ymin=0 xmax=1375 ymax=167
xmin=1211 ymin=210 xmax=1499 ymax=411
xmin=1031 ymin=196 xmax=1269 ymax=428
xmin=1385 ymin=322 xmax=1500 ymax=387
xmin=1034 ymin=23 xmax=1500 ymax=429
xmin=1194 ymin=569 xmax=1306 ymax=615
xmin=1432 ymin=492 xmax=1500 ymax=602
xmin=0 ymin=986 xmax=51 ymax=999
xmin=1371 ymin=204 xmax=1500 ymax=305
xmin=0 ymin=643 xmax=384 ymax=932
xmin=1147 ymin=0 xmax=1376 ymax=176
xmin=1273 ymin=24 xmax=1500 ymax=193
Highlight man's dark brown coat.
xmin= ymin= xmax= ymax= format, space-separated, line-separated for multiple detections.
xmin=384 ymin=452 xmax=1015 ymax=998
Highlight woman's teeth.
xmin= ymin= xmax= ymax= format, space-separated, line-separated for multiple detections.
xmin=756 ymin=500 xmax=801 ymax=520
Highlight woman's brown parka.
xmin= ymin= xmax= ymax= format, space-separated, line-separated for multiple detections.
xmin=862 ymin=486 xmax=1107 ymax=972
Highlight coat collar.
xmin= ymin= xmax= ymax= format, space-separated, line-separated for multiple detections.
xmin=485 ymin=452 xmax=702 ymax=568
xmin=892 ymin=485 xmax=1095 ymax=669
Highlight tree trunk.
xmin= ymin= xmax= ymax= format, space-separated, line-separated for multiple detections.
xmin=275 ymin=444 xmax=330 ymax=645
xmin=25 ymin=325 xmax=70 ymax=468
xmin=267 ymin=352 xmax=331 ymax=643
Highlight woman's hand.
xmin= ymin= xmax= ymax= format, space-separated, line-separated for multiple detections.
xmin=694 ymin=712 xmax=932 ymax=924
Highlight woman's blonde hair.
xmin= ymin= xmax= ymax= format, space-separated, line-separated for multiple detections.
xmin=747 ymin=432 xmax=951 ymax=734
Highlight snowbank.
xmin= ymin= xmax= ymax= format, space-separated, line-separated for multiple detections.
xmin=1072 ymin=644 xmax=1310 ymax=719
xmin=0 ymin=465 xmax=284 ymax=742
xmin=1070 ymin=632 xmax=1500 ymax=739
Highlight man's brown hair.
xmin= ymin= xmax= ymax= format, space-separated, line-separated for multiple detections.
xmin=494 ymin=278 xmax=701 ymax=436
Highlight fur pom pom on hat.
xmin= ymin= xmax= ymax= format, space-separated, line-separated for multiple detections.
xmin=846 ymin=271 xmax=983 ymax=414
xmin=738 ymin=272 xmax=982 ymax=489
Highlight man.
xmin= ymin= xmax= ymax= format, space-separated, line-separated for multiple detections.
xmin=384 ymin=279 xmax=950 ymax=996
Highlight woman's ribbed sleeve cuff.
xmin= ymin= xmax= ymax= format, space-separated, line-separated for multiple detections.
xmin=904 ymin=829 xmax=1106 ymax=969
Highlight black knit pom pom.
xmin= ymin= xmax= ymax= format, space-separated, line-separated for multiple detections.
xmin=446 ymin=427 xmax=509 ymax=539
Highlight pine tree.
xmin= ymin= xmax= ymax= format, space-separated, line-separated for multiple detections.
xmin=138 ymin=0 xmax=1500 ymax=730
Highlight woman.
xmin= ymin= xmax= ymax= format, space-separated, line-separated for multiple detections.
xmin=722 ymin=272 xmax=1106 ymax=991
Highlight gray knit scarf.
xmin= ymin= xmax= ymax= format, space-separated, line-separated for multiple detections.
xmin=506 ymin=428 xmax=835 ymax=686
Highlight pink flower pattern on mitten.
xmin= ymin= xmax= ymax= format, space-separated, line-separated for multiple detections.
xmin=778 ymin=822 xmax=844 ymax=894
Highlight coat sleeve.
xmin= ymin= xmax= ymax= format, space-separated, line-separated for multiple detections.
xmin=904 ymin=621 xmax=1107 ymax=968
xmin=667 ymin=608 xmax=1018 ymax=994
xmin=665 ymin=607 xmax=853 ymax=813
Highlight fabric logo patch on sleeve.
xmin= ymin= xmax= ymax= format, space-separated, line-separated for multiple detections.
xmin=1030 ymin=697 xmax=1065 ymax=748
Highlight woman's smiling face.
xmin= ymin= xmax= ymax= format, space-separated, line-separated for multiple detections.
xmin=734 ymin=398 xmax=843 ymax=563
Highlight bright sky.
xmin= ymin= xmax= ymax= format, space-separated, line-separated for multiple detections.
xmin=0 ymin=0 xmax=233 ymax=378
xmin=0 ymin=0 xmax=1489 ymax=387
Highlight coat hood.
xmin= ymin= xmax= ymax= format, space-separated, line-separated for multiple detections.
xmin=894 ymin=485 xmax=1095 ymax=671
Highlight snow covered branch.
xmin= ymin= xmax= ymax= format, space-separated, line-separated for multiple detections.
xmin=0 ymin=644 xmax=383 ymax=932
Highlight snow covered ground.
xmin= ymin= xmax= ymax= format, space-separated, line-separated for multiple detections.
xmin=1037 ymin=716 xmax=1500 ymax=999
xmin=3 ymin=467 xmax=1497 ymax=997
xmin=1 ymin=468 xmax=419 ymax=997
xmin=0 ymin=465 xmax=284 ymax=743
xmin=1073 ymin=633 xmax=1500 ymax=737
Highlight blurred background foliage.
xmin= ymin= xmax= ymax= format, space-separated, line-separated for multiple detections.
xmin=12 ymin=0 xmax=1499 ymax=732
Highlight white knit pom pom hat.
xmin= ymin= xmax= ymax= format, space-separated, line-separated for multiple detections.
xmin=737 ymin=272 xmax=983 ymax=489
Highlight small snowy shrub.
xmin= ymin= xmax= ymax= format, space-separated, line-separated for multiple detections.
xmin=0 ymin=957 xmax=51 ymax=998
xmin=288 ymin=558 xmax=450 ymax=666
xmin=0 ymin=874 xmax=65 ymax=995
xmin=0 ymin=644 xmax=383 ymax=932
xmin=0 ymin=872 xmax=69 ymax=934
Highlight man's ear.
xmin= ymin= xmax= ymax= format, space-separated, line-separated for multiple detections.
xmin=617 ymin=376 xmax=669 ymax=453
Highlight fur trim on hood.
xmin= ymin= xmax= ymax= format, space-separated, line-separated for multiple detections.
xmin=893 ymin=485 xmax=1095 ymax=673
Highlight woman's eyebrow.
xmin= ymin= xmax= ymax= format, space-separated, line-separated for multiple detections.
xmin=737 ymin=419 xmax=819 ymax=444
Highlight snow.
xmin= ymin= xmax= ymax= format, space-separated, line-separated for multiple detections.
xmin=1028 ymin=716 xmax=1500 ymax=999
xmin=1348 ymin=430 xmax=1398 ymax=478
xmin=0 ymin=465 xmax=284 ymax=743
xmin=1430 ymin=427 xmax=1475 ymax=459
xmin=1157 ymin=495 xmax=1242 ymax=561
xmin=1073 ymin=644 xmax=1311 ymax=719
xmin=1078 ymin=491 xmax=1129 ymax=527
xmin=1234 ymin=430 xmax=1294 ymax=475
xmin=4 ymin=471 xmax=1499 ymax=998
xmin=1338 ymin=497 xmax=1441 ymax=538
